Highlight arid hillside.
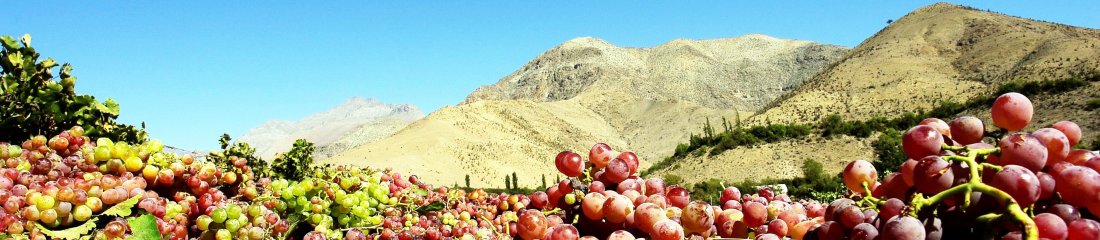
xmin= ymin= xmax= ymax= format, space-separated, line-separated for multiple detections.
xmin=326 ymin=35 xmax=848 ymax=187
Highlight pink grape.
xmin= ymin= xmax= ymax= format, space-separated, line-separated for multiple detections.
xmin=604 ymin=157 xmax=631 ymax=184
xmin=903 ymin=125 xmax=944 ymax=160
xmin=852 ymin=222 xmax=880 ymax=240
xmin=881 ymin=216 xmax=926 ymax=240
xmin=554 ymin=151 xmax=584 ymax=177
xmin=913 ymin=156 xmax=954 ymax=195
xmin=991 ymin=92 xmax=1034 ymax=131
xmin=650 ymin=219 xmax=685 ymax=240
xmin=581 ymin=192 xmax=607 ymax=220
xmin=681 ymin=201 xmax=715 ymax=234
xmin=606 ymin=230 xmax=634 ymax=240
xmin=617 ymin=152 xmax=639 ymax=175
xmin=633 ymin=203 xmax=667 ymax=234
xmin=949 ymin=116 xmax=984 ymax=144
xmin=988 ymin=165 xmax=1041 ymax=207
xmin=602 ymin=194 xmax=633 ymax=223
xmin=919 ymin=118 xmax=951 ymax=138
xmin=1033 ymin=128 xmax=1071 ymax=164
xmin=665 ymin=185 xmax=690 ymax=209
xmin=1034 ymin=213 xmax=1068 ymax=240
xmin=644 ymin=178 xmax=665 ymax=196
xmin=842 ymin=160 xmax=878 ymax=195
xmin=998 ymin=133 xmax=1048 ymax=172
xmin=1053 ymin=166 xmax=1100 ymax=207
xmin=589 ymin=143 xmax=615 ymax=169
xmin=516 ymin=210 xmax=548 ymax=240
xmin=1052 ymin=120 xmax=1082 ymax=146
xmin=1069 ymin=219 xmax=1100 ymax=240
xmin=743 ymin=201 xmax=767 ymax=228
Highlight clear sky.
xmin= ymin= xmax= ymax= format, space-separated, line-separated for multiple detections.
xmin=3 ymin=1 xmax=1097 ymax=151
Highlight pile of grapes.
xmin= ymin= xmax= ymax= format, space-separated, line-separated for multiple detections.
xmin=0 ymin=91 xmax=1096 ymax=240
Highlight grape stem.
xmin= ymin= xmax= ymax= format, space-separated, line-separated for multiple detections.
xmin=911 ymin=144 xmax=1038 ymax=240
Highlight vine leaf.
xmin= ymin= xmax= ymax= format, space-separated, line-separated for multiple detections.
xmin=416 ymin=201 xmax=445 ymax=214
xmin=128 ymin=214 xmax=161 ymax=240
xmin=36 ymin=217 xmax=99 ymax=240
xmin=101 ymin=194 xmax=142 ymax=217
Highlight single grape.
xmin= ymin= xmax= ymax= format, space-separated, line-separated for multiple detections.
xmin=1069 ymin=219 xmax=1100 ymax=240
xmin=1033 ymin=128 xmax=1071 ymax=164
xmin=837 ymin=205 xmax=865 ymax=229
xmin=900 ymin=159 xmax=918 ymax=187
xmin=602 ymin=195 xmax=633 ymax=224
xmin=998 ymin=133 xmax=1048 ymax=172
xmin=606 ymin=230 xmax=634 ymax=240
xmin=1052 ymin=121 xmax=1082 ymax=146
xmin=903 ymin=125 xmax=944 ymax=160
xmin=881 ymin=216 xmax=926 ymax=240
xmin=681 ymin=200 xmax=715 ymax=234
xmin=554 ymin=151 xmax=584 ymax=177
xmin=767 ymin=219 xmax=789 ymax=238
xmin=913 ymin=156 xmax=954 ymax=195
xmin=743 ymin=201 xmax=768 ymax=228
xmin=988 ymin=165 xmax=1040 ymax=207
xmin=842 ymin=160 xmax=878 ymax=195
xmin=1053 ymin=166 xmax=1100 ymax=207
xmin=589 ymin=143 xmax=615 ymax=169
xmin=651 ymin=219 xmax=685 ymax=240
xmin=851 ymin=222 xmax=880 ymax=240
xmin=516 ymin=210 xmax=548 ymax=240
xmin=604 ymin=157 xmax=631 ymax=184
xmin=665 ymin=185 xmax=690 ymax=209
xmin=949 ymin=116 xmax=984 ymax=144
xmin=990 ymin=92 xmax=1033 ymax=131
xmin=1034 ymin=213 xmax=1068 ymax=240
xmin=919 ymin=118 xmax=951 ymax=138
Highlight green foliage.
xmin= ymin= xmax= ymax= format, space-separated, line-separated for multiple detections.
xmin=1087 ymin=98 xmax=1100 ymax=111
xmin=208 ymin=134 xmax=269 ymax=178
xmin=872 ymin=128 xmax=907 ymax=172
xmin=541 ymin=174 xmax=547 ymax=189
xmin=465 ymin=174 xmax=471 ymax=189
xmin=36 ymin=218 xmax=99 ymax=240
xmin=642 ymin=122 xmax=811 ymax=176
xmin=0 ymin=34 xmax=146 ymax=143
xmin=504 ymin=175 xmax=511 ymax=190
xmin=512 ymin=172 xmax=518 ymax=188
xmin=663 ymin=174 xmax=683 ymax=186
xmin=271 ymin=138 xmax=314 ymax=181
xmin=127 ymin=214 xmax=162 ymax=240
xmin=995 ymin=78 xmax=1091 ymax=97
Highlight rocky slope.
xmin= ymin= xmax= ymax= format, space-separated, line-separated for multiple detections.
xmin=237 ymin=97 xmax=423 ymax=160
xmin=326 ymin=35 xmax=848 ymax=188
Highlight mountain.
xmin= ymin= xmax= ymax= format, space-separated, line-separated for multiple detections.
xmin=324 ymin=34 xmax=848 ymax=187
xmin=237 ymin=97 xmax=423 ymax=160
xmin=647 ymin=3 xmax=1100 ymax=184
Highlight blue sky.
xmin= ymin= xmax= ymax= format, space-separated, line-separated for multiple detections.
xmin=3 ymin=1 xmax=1097 ymax=151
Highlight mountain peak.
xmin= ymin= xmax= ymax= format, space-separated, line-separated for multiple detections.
xmin=237 ymin=97 xmax=424 ymax=159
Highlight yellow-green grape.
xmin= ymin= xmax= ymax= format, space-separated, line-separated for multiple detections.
xmin=36 ymin=196 xmax=56 ymax=210
xmin=73 ymin=205 xmax=92 ymax=221
xmin=111 ymin=142 xmax=130 ymax=159
xmin=124 ymin=156 xmax=143 ymax=172
xmin=196 ymin=215 xmax=212 ymax=231
xmin=93 ymin=146 xmax=110 ymax=163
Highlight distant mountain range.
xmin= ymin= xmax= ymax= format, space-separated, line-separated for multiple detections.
xmin=236 ymin=97 xmax=422 ymax=160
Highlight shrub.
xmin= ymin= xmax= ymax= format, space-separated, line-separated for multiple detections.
xmin=271 ymin=139 xmax=314 ymax=181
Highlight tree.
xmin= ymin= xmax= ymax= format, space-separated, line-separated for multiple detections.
xmin=505 ymin=175 xmax=511 ymax=190
xmin=887 ymin=19 xmax=894 ymax=24
xmin=465 ymin=175 xmax=471 ymax=189
xmin=541 ymin=174 xmax=547 ymax=189
xmin=512 ymin=172 xmax=518 ymax=189
xmin=802 ymin=159 xmax=824 ymax=181
xmin=0 ymin=34 xmax=146 ymax=143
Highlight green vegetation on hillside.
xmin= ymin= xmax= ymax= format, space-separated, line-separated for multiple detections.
xmin=683 ymin=159 xmax=845 ymax=203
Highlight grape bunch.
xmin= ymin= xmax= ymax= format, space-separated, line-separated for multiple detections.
xmin=820 ymin=92 xmax=1100 ymax=240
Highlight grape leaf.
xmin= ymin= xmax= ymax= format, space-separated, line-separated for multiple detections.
xmin=36 ymin=217 xmax=99 ymax=240
xmin=416 ymin=201 xmax=445 ymax=214
xmin=127 ymin=214 xmax=162 ymax=240
xmin=100 ymin=194 xmax=142 ymax=217
xmin=413 ymin=188 xmax=429 ymax=196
